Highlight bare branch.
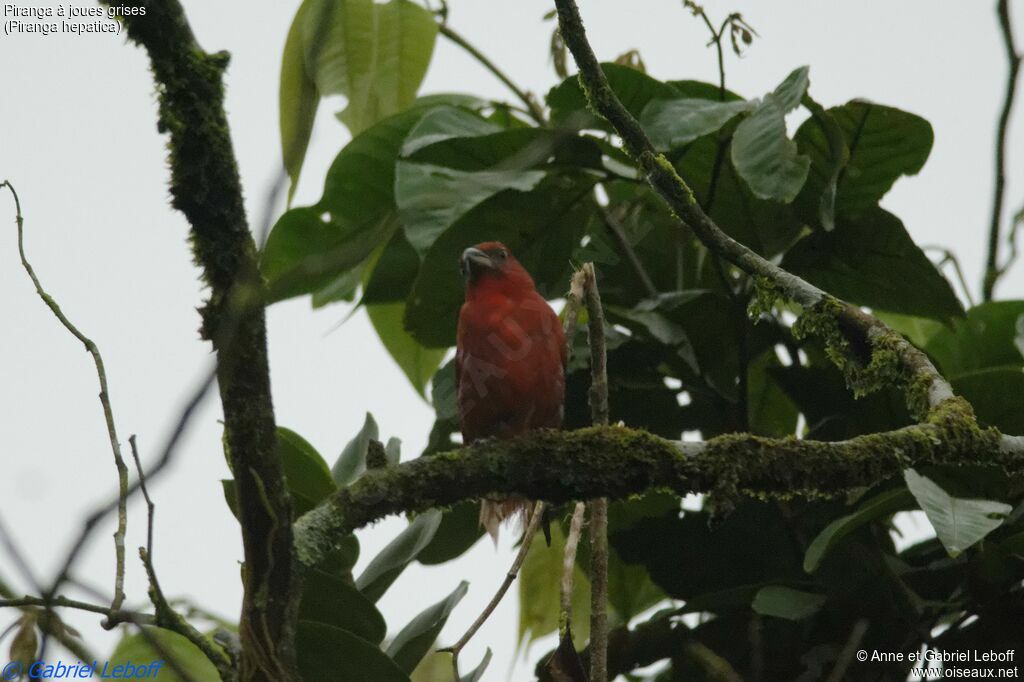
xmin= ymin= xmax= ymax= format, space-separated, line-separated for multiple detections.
xmin=1 ymin=180 xmax=130 ymax=614
xmin=578 ymin=263 xmax=611 ymax=681
xmin=983 ymin=0 xmax=1021 ymax=300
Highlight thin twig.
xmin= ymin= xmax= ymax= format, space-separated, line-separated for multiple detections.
xmin=129 ymin=436 xmax=236 ymax=678
xmin=0 ymin=595 xmax=153 ymax=625
xmin=923 ymin=245 xmax=976 ymax=308
xmin=581 ymin=263 xmax=610 ymax=682
xmin=984 ymin=0 xmax=1021 ymax=300
xmin=45 ymin=365 xmax=217 ymax=627
xmin=2 ymin=180 xmax=130 ymax=613
xmin=597 ymin=205 xmax=658 ymax=297
xmin=559 ymin=502 xmax=587 ymax=635
xmin=826 ymin=619 xmax=869 ymax=682
xmin=438 ymin=23 xmax=547 ymax=125
xmin=442 ymin=501 xmax=545 ymax=680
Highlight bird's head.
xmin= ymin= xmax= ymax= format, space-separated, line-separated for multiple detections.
xmin=460 ymin=241 xmax=536 ymax=298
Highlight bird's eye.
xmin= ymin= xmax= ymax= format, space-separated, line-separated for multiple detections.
xmin=497 ymin=249 xmax=507 ymax=260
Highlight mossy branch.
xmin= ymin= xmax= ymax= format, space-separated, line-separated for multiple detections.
xmin=550 ymin=0 xmax=954 ymax=420
xmin=99 ymin=2 xmax=296 ymax=679
xmin=294 ymin=412 xmax=1014 ymax=570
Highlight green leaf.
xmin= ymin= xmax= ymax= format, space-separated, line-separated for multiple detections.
xmin=279 ymin=0 xmax=437 ymax=197
xmin=924 ymin=301 xmax=1024 ymax=375
xmin=458 ymin=648 xmax=492 ymax=682
xmin=109 ymin=627 xmax=222 ymax=681
xmin=279 ymin=0 xmax=322 ymax=201
xmin=903 ymin=468 xmax=1012 ymax=558
xmin=332 ymin=412 xmax=379 ymax=487
xmin=672 ymin=133 xmax=803 ymax=257
xmin=404 ymin=174 xmax=596 ymax=347
xmin=519 ymin=523 xmax=591 ymax=644
xmin=386 ymin=581 xmax=468 ymax=673
xmin=278 ymin=427 xmax=336 ymax=514
xmin=356 ymin=509 xmax=443 ymax=602
xmin=795 ymin=100 xmax=933 ymax=220
xmin=296 ymin=621 xmax=409 ymax=682
xmin=799 ymin=94 xmax=850 ymax=231
xmin=299 ymin=569 xmax=387 ymax=644
xmin=266 ymin=101 xmax=462 ymax=305
xmin=395 ymin=163 xmax=546 ymax=255
xmin=363 ymin=230 xmax=421 ymax=304
xmin=640 ymin=98 xmax=755 ymax=151
xmin=416 ymin=500 xmax=485 ymax=565
xmin=782 ymin=208 xmax=964 ymax=321
xmin=747 ymin=349 xmax=799 ymax=438
xmin=367 ymin=302 xmax=446 ymax=396
xmin=401 ymin=106 xmax=502 ymax=157
xmin=803 ymin=488 xmax=914 ymax=573
xmin=751 ymin=586 xmax=826 ymax=621
xmin=547 ymin=62 xmax=680 ymax=129
xmin=874 ymin=311 xmax=945 ymax=349
xmin=731 ymin=66 xmax=811 ymax=203
xmin=951 ymin=367 xmax=1024 ymax=433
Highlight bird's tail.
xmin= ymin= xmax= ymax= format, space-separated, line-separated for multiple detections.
xmin=480 ymin=498 xmax=531 ymax=544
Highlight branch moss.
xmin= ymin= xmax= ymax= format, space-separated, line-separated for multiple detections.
xmin=294 ymin=423 xmax=1008 ymax=569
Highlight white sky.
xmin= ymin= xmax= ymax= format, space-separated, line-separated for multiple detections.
xmin=1 ymin=1 xmax=1022 ymax=680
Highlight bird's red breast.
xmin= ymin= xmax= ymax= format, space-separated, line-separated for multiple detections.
xmin=456 ymin=241 xmax=566 ymax=443
xmin=455 ymin=242 xmax=566 ymax=539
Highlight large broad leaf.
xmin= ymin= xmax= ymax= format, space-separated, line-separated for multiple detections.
xmin=673 ymin=133 xmax=804 ymax=257
xmin=610 ymin=502 xmax=805 ymax=604
xmin=416 ymin=500 xmax=485 ymax=565
xmin=747 ymin=349 xmax=799 ymax=438
xmin=356 ymin=509 xmax=443 ymax=602
xmin=264 ymin=107 xmax=428 ymax=303
xmin=386 ymin=581 xmax=468 ymax=673
xmin=278 ymin=427 xmax=337 ymax=514
xmin=108 ymin=627 xmax=222 ymax=681
xmin=332 ymin=412 xmax=379 ymax=487
xmin=794 ymin=100 xmax=933 ymax=220
xmin=279 ymin=0 xmax=437 ymax=197
xmin=771 ymin=364 xmax=912 ymax=440
xmin=403 ymin=173 xmax=597 ymax=347
xmin=924 ymin=301 xmax=1024 ymax=375
xmin=731 ymin=66 xmax=811 ymax=203
xmin=300 ymin=569 xmax=387 ymax=644
xmin=395 ymin=163 xmax=546 ymax=254
xmin=401 ymin=106 xmax=503 ymax=157
xmin=904 ymin=469 xmax=1012 ymax=558
xmin=547 ymin=62 xmax=680 ymax=129
xmin=751 ymin=586 xmax=826 ymax=621
xmin=226 ymin=427 xmax=336 ymax=518
xmin=782 ymin=207 xmax=964 ymax=321
xmin=366 ymin=302 xmax=446 ymax=396
xmin=951 ymin=367 xmax=1024 ymax=433
xmin=296 ymin=621 xmax=409 ymax=682
xmin=804 ymin=488 xmax=914 ymax=572
xmin=640 ymin=98 xmax=756 ymax=151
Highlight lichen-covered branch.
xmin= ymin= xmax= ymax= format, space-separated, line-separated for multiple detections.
xmin=294 ymin=410 xmax=1013 ymax=569
xmin=550 ymin=0 xmax=954 ymax=418
xmin=99 ymin=2 xmax=296 ymax=678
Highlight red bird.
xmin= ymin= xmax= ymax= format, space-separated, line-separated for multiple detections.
xmin=456 ymin=242 xmax=566 ymax=541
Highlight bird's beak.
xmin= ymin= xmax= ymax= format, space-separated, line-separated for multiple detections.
xmin=461 ymin=247 xmax=493 ymax=277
